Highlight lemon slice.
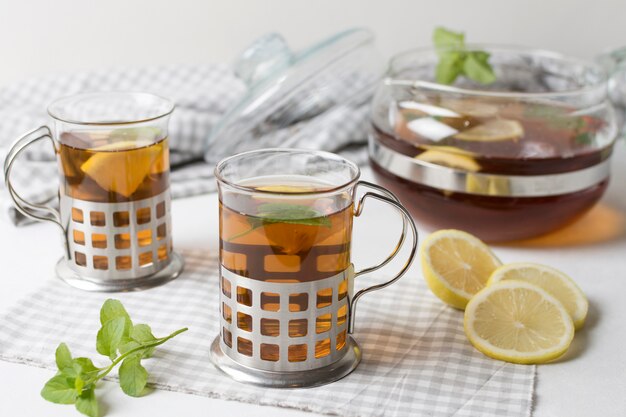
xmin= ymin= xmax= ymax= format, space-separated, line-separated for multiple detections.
xmin=420 ymin=145 xmax=476 ymax=157
xmin=465 ymin=174 xmax=511 ymax=196
xmin=81 ymin=140 xmax=162 ymax=197
xmin=464 ymin=280 xmax=575 ymax=364
xmin=454 ymin=119 xmax=524 ymax=142
xmin=416 ymin=149 xmax=481 ymax=172
xmin=488 ymin=262 xmax=588 ymax=329
xmin=255 ymin=185 xmax=317 ymax=193
xmin=420 ymin=229 xmax=502 ymax=309
xmin=441 ymin=99 xmax=499 ymax=118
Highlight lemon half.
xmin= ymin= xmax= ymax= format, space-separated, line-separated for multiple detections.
xmin=464 ymin=280 xmax=575 ymax=364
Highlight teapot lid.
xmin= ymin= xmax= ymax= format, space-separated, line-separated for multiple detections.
xmin=204 ymin=28 xmax=382 ymax=164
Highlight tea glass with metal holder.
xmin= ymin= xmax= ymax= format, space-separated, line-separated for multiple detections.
xmin=4 ymin=92 xmax=184 ymax=291
xmin=210 ymin=148 xmax=418 ymax=388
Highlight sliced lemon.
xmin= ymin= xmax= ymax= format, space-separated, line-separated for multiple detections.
xmin=416 ymin=149 xmax=481 ymax=172
xmin=441 ymin=99 xmax=499 ymax=118
xmin=488 ymin=262 xmax=588 ymax=329
xmin=420 ymin=145 xmax=477 ymax=157
xmin=465 ymin=174 xmax=511 ymax=196
xmin=464 ymin=280 xmax=575 ymax=364
xmin=454 ymin=119 xmax=524 ymax=142
xmin=80 ymin=140 xmax=162 ymax=197
xmin=255 ymin=185 xmax=317 ymax=193
xmin=420 ymin=229 xmax=502 ymax=309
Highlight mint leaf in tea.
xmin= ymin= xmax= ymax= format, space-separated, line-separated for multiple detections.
xmin=220 ymin=178 xmax=352 ymax=279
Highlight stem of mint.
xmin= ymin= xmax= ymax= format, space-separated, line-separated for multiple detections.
xmin=41 ymin=299 xmax=188 ymax=417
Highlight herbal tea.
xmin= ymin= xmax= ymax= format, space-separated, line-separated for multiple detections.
xmin=219 ymin=176 xmax=353 ymax=358
xmin=58 ymin=131 xmax=169 ymax=203
xmin=371 ymin=98 xmax=612 ymax=241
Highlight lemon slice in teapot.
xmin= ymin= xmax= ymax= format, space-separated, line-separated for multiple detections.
xmin=440 ymin=99 xmax=499 ymax=118
xmin=454 ymin=119 xmax=524 ymax=142
xmin=415 ymin=149 xmax=481 ymax=172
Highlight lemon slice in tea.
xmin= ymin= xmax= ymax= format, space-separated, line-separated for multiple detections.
xmin=81 ymin=140 xmax=163 ymax=197
xmin=420 ymin=229 xmax=501 ymax=309
xmin=464 ymin=280 xmax=575 ymax=364
xmin=488 ymin=262 xmax=588 ymax=329
xmin=454 ymin=119 xmax=524 ymax=142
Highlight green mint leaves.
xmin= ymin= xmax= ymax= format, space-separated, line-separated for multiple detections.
xmin=41 ymin=299 xmax=188 ymax=417
xmin=228 ymin=202 xmax=331 ymax=241
xmin=254 ymin=203 xmax=332 ymax=228
xmin=433 ymin=27 xmax=496 ymax=85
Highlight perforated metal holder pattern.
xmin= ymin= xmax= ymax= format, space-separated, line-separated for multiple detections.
xmin=59 ymin=189 xmax=176 ymax=281
xmin=219 ymin=266 xmax=354 ymax=372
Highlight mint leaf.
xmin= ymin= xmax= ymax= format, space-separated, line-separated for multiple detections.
xmin=228 ymin=202 xmax=332 ymax=241
xmin=55 ymin=343 xmax=73 ymax=371
xmin=130 ymin=324 xmax=157 ymax=358
xmin=96 ymin=317 xmax=127 ymax=360
xmin=463 ymin=52 xmax=496 ymax=84
xmin=131 ymin=324 xmax=156 ymax=343
xmin=73 ymin=357 xmax=100 ymax=380
xmin=119 ymin=356 xmax=148 ymax=397
xmin=42 ymin=299 xmax=187 ymax=417
xmin=256 ymin=203 xmax=332 ymax=227
xmin=119 ymin=340 xmax=141 ymax=356
xmin=74 ymin=375 xmax=85 ymax=393
xmin=436 ymin=52 xmax=464 ymax=85
xmin=433 ymin=27 xmax=464 ymax=52
xmin=75 ymin=388 xmax=98 ymax=417
xmin=432 ymin=27 xmax=496 ymax=85
xmin=100 ymin=299 xmax=130 ymax=325
xmin=41 ymin=374 xmax=78 ymax=404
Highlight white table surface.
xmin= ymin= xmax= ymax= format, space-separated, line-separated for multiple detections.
xmin=1 ymin=147 xmax=626 ymax=417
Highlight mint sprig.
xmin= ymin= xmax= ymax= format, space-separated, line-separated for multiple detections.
xmin=433 ymin=27 xmax=496 ymax=85
xmin=228 ymin=202 xmax=332 ymax=241
xmin=41 ymin=299 xmax=188 ymax=417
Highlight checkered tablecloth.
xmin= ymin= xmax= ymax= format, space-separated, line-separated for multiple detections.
xmin=0 ymin=250 xmax=534 ymax=417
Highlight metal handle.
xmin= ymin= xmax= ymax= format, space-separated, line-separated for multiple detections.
xmin=348 ymin=180 xmax=419 ymax=333
xmin=3 ymin=126 xmax=64 ymax=230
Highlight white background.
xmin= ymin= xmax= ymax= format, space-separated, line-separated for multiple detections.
xmin=1 ymin=0 xmax=625 ymax=87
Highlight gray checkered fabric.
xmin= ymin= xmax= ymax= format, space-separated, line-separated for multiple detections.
xmin=0 ymin=250 xmax=534 ymax=417
xmin=0 ymin=64 xmax=370 ymax=225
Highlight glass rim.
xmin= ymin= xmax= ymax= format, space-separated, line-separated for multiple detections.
xmin=214 ymin=148 xmax=361 ymax=196
xmin=47 ymin=91 xmax=175 ymax=126
xmin=387 ymin=43 xmax=608 ymax=99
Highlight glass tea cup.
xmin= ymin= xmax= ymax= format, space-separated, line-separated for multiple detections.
xmin=210 ymin=148 xmax=418 ymax=388
xmin=3 ymin=92 xmax=184 ymax=291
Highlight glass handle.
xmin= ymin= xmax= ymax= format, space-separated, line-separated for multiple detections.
xmin=348 ymin=180 xmax=419 ymax=333
xmin=3 ymin=126 xmax=67 ymax=253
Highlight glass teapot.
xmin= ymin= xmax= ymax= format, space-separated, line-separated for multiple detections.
xmin=368 ymin=44 xmax=623 ymax=242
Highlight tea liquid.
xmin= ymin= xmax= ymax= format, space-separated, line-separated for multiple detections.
xmin=371 ymin=99 xmax=612 ymax=241
xmin=58 ymin=131 xmax=169 ymax=203
xmin=219 ymin=176 xmax=353 ymax=357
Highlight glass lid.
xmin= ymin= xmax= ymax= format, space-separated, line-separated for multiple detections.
xmin=204 ymin=28 xmax=383 ymax=164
